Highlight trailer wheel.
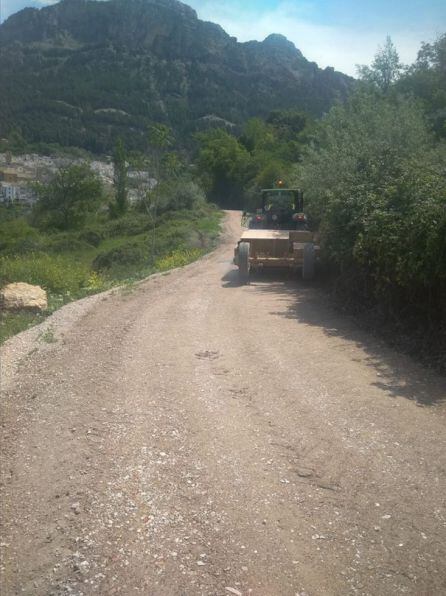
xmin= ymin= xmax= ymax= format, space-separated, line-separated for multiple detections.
xmin=302 ymin=243 xmax=315 ymax=280
xmin=238 ymin=242 xmax=250 ymax=284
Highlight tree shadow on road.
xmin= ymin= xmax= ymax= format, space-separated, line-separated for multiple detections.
xmin=221 ymin=268 xmax=446 ymax=407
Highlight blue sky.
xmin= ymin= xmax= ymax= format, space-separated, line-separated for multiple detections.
xmin=1 ymin=0 xmax=445 ymax=74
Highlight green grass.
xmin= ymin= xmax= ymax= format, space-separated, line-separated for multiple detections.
xmin=0 ymin=253 xmax=93 ymax=294
xmin=155 ymin=248 xmax=206 ymax=271
xmin=0 ymin=311 xmax=46 ymax=344
xmin=39 ymin=325 xmax=57 ymax=344
xmin=0 ymin=205 xmax=223 ymax=344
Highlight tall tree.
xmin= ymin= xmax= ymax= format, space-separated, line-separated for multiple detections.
xmin=113 ymin=137 xmax=128 ymax=215
xmin=397 ymin=34 xmax=446 ymax=138
xmin=148 ymin=124 xmax=173 ymax=179
xmin=146 ymin=124 xmax=174 ymax=260
xmin=357 ymin=36 xmax=403 ymax=92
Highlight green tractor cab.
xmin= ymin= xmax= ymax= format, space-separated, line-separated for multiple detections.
xmin=247 ymin=188 xmax=306 ymax=230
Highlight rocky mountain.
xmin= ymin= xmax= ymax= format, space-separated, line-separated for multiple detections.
xmin=0 ymin=0 xmax=353 ymax=152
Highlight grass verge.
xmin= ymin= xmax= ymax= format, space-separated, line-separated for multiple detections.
xmin=0 ymin=206 xmax=223 ymax=344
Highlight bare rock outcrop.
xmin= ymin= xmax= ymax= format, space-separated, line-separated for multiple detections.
xmin=0 ymin=282 xmax=47 ymax=312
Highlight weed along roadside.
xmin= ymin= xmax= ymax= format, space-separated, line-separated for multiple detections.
xmin=0 ymin=206 xmax=223 ymax=344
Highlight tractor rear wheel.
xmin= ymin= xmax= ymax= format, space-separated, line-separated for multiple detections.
xmin=238 ymin=242 xmax=250 ymax=284
xmin=302 ymin=243 xmax=315 ymax=280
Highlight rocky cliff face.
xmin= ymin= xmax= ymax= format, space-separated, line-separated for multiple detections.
xmin=0 ymin=0 xmax=353 ymax=152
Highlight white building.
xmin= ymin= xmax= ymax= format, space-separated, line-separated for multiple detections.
xmin=0 ymin=182 xmax=37 ymax=205
xmin=0 ymin=183 xmax=18 ymax=202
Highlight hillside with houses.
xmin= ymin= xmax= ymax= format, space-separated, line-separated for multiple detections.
xmin=0 ymin=153 xmax=157 ymax=206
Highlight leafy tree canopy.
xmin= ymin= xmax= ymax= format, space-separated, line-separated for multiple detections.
xmin=196 ymin=128 xmax=253 ymax=207
xmin=292 ymin=90 xmax=445 ymax=293
xmin=397 ymin=34 xmax=446 ymax=138
xmin=357 ymin=36 xmax=403 ymax=92
xmin=33 ymin=164 xmax=105 ymax=231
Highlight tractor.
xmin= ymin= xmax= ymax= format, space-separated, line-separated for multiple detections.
xmin=234 ymin=185 xmax=318 ymax=283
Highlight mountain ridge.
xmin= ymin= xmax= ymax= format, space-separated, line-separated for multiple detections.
xmin=0 ymin=0 xmax=353 ymax=152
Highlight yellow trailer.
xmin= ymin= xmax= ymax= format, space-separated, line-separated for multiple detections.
xmin=234 ymin=228 xmax=317 ymax=283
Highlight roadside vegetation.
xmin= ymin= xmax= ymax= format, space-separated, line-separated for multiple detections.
xmin=195 ymin=35 xmax=446 ymax=371
xmin=293 ymin=36 xmax=446 ymax=370
xmin=0 ymin=131 xmax=222 ymax=343
xmin=196 ymin=110 xmax=314 ymax=208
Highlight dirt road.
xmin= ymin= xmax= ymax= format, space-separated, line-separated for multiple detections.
xmin=1 ymin=211 xmax=445 ymax=596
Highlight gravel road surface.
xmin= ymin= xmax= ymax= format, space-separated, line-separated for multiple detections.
xmin=1 ymin=211 xmax=445 ymax=596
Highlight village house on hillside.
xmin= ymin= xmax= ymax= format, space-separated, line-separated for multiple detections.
xmin=0 ymin=154 xmax=114 ymax=206
xmin=0 ymin=162 xmax=37 ymax=205
xmin=0 ymin=153 xmax=157 ymax=206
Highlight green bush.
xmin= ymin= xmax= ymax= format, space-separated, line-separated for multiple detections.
xmin=47 ymin=237 xmax=94 ymax=253
xmin=92 ymin=243 xmax=148 ymax=271
xmin=353 ymin=155 xmax=446 ymax=290
xmin=161 ymin=180 xmax=207 ymax=212
xmin=0 ymin=253 xmax=91 ymax=294
xmin=32 ymin=163 xmax=105 ymax=231
xmin=2 ymin=238 xmax=47 ymax=256
xmin=101 ymin=212 xmax=151 ymax=237
xmin=294 ymin=91 xmax=438 ymax=280
xmin=78 ymin=229 xmax=103 ymax=247
xmin=293 ymin=89 xmax=446 ymax=367
xmin=0 ymin=218 xmax=40 ymax=252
